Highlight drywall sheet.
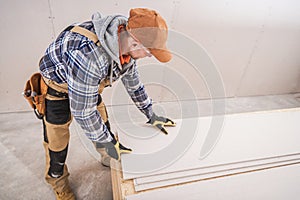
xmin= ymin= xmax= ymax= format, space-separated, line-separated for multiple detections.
xmin=120 ymin=108 xmax=300 ymax=183
xmin=134 ymin=154 xmax=300 ymax=191
xmin=125 ymin=164 xmax=300 ymax=200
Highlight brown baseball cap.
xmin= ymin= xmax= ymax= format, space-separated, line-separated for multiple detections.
xmin=127 ymin=8 xmax=172 ymax=63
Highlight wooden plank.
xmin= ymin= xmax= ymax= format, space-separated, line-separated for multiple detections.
xmin=110 ymin=160 xmax=123 ymax=200
xmin=110 ymin=160 xmax=136 ymax=200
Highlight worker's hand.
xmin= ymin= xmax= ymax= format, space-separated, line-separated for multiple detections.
xmin=102 ymin=137 xmax=132 ymax=161
xmin=147 ymin=113 xmax=176 ymax=135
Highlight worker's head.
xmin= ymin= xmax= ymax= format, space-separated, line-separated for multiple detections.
xmin=121 ymin=8 xmax=172 ymax=62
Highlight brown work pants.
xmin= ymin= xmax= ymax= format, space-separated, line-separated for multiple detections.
xmin=42 ymin=78 xmax=109 ymax=193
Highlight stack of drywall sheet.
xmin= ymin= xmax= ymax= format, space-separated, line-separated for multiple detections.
xmin=116 ymin=108 xmax=300 ymax=199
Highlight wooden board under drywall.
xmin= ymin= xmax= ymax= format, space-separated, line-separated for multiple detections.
xmin=110 ymin=160 xmax=136 ymax=200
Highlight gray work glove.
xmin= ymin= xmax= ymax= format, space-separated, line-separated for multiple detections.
xmin=101 ymin=133 xmax=132 ymax=161
xmin=147 ymin=113 xmax=176 ymax=135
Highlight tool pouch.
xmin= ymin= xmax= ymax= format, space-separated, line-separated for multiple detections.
xmin=23 ymin=73 xmax=48 ymax=119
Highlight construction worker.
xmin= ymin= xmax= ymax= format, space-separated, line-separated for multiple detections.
xmin=38 ymin=8 xmax=176 ymax=200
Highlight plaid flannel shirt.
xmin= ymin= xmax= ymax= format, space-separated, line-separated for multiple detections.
xmin=40 ymin=21 xmax=153 ymax=143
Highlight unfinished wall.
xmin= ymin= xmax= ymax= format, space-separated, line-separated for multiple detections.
xmin=0 ymin=0 xmax=299 ymax=113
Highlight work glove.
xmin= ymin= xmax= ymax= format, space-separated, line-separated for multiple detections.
xmin=147 ymin=113 xmax=176 ymax=135
xmin=102 ymin=133 xmax=132 ymax=161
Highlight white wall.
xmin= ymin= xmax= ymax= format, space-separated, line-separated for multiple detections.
xmin=0 ymin=0 xmax=299 ymax=112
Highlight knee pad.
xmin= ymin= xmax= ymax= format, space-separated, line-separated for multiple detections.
xmin=45 ymin=99 xmax=71 ymax=125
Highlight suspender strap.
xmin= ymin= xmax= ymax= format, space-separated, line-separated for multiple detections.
xmin=67 ymin=25 xmax=101 ymax=46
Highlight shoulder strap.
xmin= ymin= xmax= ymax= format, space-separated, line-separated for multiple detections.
xmin=70 ymin=26 xmax=101 ymax=46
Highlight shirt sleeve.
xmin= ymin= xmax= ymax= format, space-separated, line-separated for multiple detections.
xmin=121 ymin=62 xmax=154 ymax=119
xmin=63 ymin=49 xmax=113 ymax=143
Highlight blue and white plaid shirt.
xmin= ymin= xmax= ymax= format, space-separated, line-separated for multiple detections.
xmin=40 ymin=21 xmax=153 ymax=143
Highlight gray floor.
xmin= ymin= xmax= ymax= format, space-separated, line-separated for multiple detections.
xmin=0 ymin=112 xmax=112 ymax=200
xmin=0 ymin=94 xmax=299 ymax=200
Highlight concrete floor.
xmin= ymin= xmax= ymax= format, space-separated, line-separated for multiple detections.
xmin=0 ymin=94 xmax=299 ymax=200
xmin=0 ymin=112 xmax=112 ymax=200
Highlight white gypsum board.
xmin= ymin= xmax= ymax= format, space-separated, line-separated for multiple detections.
xmin=119 ymin=116 xmax=207 ymax=179
xmin=134 ymin=155 xmax=300 ymax=191
xmin=119 ymin=108 xmax=300 ymax=180
xmin=125 ymin=163 xmax=300 ymax=200
xmin=134 ymin=152 xmax=300 ymax=186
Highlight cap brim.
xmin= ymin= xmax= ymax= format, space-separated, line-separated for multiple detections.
xmin=150 ymin=48 xmax=172 ymax=63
